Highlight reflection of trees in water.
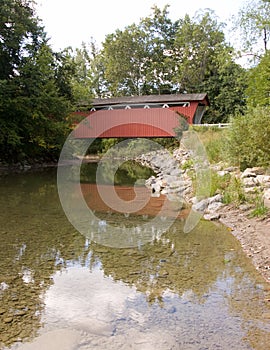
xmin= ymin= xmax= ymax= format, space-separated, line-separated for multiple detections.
xmin=90 ymin=215 xmax=270 ymax=348
xmin=0 ymin=171 xmax=87 ymax=348
xmin=90 ymin=219 xmax=239 ymax=303
xmin=80 ymin=160 xmax=154 ymax=185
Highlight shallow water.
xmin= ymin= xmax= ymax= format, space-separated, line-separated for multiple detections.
xmin=0 ymin=166 xmax=270 ymax=349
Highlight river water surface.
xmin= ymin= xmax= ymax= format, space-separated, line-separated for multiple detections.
xmin=0 ymin=164 xmax=270 ymax=350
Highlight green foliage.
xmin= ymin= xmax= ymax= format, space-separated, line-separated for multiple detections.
xmin=235 ymin=0 xmax=270 ymax=57
xmin=192 ymin=127 xmax=228 ymax=164
xmin=209 ymin=172 xmax=231 ymax=197
xmin=98 ymin=7 xmax=247 ymax=121
xmin=0 ymin=0 xmax=73 ymax=163
xmin=246 ymin=51 xmax=270 ymax=107
xmin=249 ymin=197 xmax=269 ymax=217
xmin=0 ymin=0 xmax=45 ymax=80
xmin=222 ymin=177 xmax=246 ymax=205
xmin=227 ymin=107 xmax=270 ymax=169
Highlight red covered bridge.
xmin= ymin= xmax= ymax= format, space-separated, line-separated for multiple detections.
xmin=73 ymin=93 xmax=209 ymax=139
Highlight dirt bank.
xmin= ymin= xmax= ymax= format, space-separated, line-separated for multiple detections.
xmin=218 ymin=205 xmax=270 ymax=283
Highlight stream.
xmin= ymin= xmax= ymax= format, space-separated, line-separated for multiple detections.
xmin=0 ymin=163 xmax=270 ymax=349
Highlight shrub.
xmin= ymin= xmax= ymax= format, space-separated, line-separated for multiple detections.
xmin=222 ymin=176 xmax=246 ymax=205
xmin=191 ymin=127 xmax=228 ymax=164
xmin=226 ymin=107 xmax=270 ymax=170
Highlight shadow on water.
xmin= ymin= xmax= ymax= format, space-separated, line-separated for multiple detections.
xmin=0 ymin=165 xmax=269 ymax=349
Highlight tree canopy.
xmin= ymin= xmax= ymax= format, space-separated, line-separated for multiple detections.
xmin=0 ymin=0 xmax=73 ymax=162
xmin=1 ymin=0 xmax=269 ymax=163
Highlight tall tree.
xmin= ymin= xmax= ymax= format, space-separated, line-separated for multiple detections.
xmin=101 ymin=6 xmax=178 ymax=96
xmin=0 ymin=0 xmax=45 ymax=79
xmin=173 ymin=11 xmax=247 ymax=122
xmin=140 ymin=5 xmax=179 ymax=94
xmin=0 ymin=0 xmax=72 ymax=162
xmin=235 ymin=0 xmax=270 ymax=59
xmin=246 ymin=50 xmax=270 ymax=107
xmin=173 ymin=11 xmax=225 ymax=92
xmin=70 ymin=40 xmax=106 ymax=101
xmin=102 ymin=24 xmax=149 ymax=96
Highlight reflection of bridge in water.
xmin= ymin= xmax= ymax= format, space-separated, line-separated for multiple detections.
xmin=80 ymin=183 xmax=188 ymax=219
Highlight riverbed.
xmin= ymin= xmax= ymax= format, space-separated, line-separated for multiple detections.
xmin=0 ymin=165 xmax=270 ymax=349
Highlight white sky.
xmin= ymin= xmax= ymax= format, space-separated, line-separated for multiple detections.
xmin=35 ymin=0 xmax=246 ymax=51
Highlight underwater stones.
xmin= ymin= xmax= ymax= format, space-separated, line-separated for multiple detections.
xmin=3 ymin=316 xmax=13 ymax=323
xmin=0 ymin=308 xmax=6 ymax=315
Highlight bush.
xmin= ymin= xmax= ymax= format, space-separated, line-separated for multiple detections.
xmin=192 ymin=127 xmax=228 ymax=164
xmin=227 ymin=107 xmax=270 ymax=170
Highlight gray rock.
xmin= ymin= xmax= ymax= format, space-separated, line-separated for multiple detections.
xmin=192 ymin=198 xmax=209 ymax=212
xmin=241 ymin=168 xmax=257 ymax=178
xmin=208 ymin=194 xmax=223 ymax=204
xmin=169 ymin=180 xmax=189 ymax=189
xmin=217 ymin=170 xmax=228 ymax=177
xmin=257 ymin=175 xmax=270 ymax=185
xmin=207 ymin=202 xmax=224 ymax=213
xmin=239 ymin=204 xmax=253 ymax=211
xmin=204 ymin=213 xmax=221 ymax=221
xmin=250 ymin=167 xmax=265 ymax=175
xmin=243 ymin=177 xmax=259 ymax=187
xmin=244 ymin=187 xmax=257 ymax=194
xmin=224 ymin=166 xmax=239 ymax=172
xmin=151 ymin=182 xmax=161 ymax=193
xmin=264 ymin=188 xmax=270 ymax=200
xmin=170 ymin=168 xmax=182 ymax=176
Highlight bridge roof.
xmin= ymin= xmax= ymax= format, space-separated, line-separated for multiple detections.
xmin=92 ymin=93 xmax=209 ymax=108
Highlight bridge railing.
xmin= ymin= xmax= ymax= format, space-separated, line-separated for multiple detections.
xmin=194 ymin=123 xmax=230 ymax=128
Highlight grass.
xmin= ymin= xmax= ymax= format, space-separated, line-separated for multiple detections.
xmin=248 ymin=191 xmax=269 ymax=218
xmin=191 ymin=126 xmax=228 ymax=164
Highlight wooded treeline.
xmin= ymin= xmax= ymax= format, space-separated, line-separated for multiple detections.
xmin=0 ymin=0 xmax=269 ymax=163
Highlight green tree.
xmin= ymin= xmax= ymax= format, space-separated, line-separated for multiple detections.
xmin=139 ymin=5 xmax=179 ymax=94
xmin=0 ymin=43 xmax=71 ymax=161
xmin=227 ymin=106 xmax=270 ymax=168
xmin=173 ymin=11 xmax=247 ymax=122
xmin=101 ymin=6 xmax=178 ymax=96
xmin=0 ymin=0 xmax=72 ymax=162
xmin=173 ymin=12 xmax=225 ymax=92
xmin=102 ymin=24 xmax=149 ymax=96
xmin=0 ymin=0 xmax=45 ymax=80
xmin=235 ymin=0 xmax=270 ymax=59
xmin=246 ymin=51 xmax=270 ymax=107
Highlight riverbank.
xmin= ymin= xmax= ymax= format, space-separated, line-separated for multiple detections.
xmin=219 ymin=205 xmax=270 ymax=283
xmin=0 ymin=161 xmax=57 ymax=175
xmin=137 ymin=146 xmax=270 ymax=284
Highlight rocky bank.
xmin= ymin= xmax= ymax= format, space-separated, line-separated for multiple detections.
xmin=137 ymin=146 xmax=270 ymax=283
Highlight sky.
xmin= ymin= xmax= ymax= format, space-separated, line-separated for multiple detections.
xmin=35 ymin=0 xmax=246 ymax=51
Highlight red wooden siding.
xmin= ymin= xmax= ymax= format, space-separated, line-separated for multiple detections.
xmin=71 ymin=94 xmax=209 ymax=138
xmin=73 ymin=108 xmax=184 ymax=139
